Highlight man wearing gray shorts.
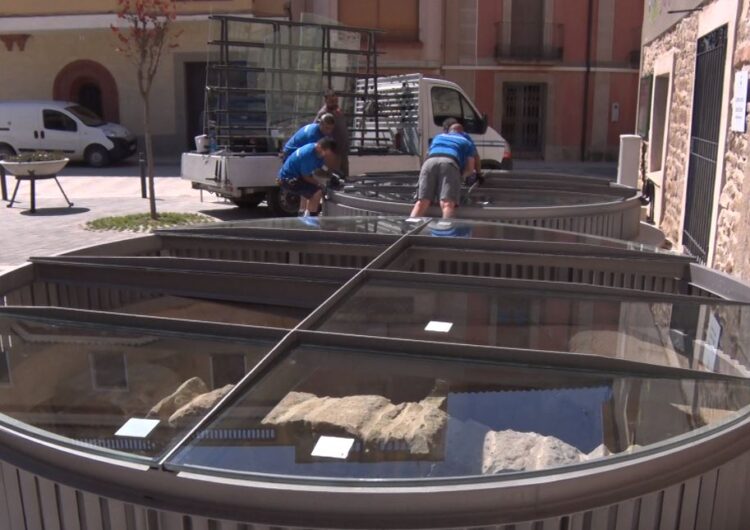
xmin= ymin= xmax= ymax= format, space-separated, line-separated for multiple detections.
xmin=410 ymin=130 xmax=476 ymax=218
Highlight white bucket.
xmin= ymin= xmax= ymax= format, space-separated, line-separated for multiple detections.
xmin=195 ymin=135 xmax=209 ymax=153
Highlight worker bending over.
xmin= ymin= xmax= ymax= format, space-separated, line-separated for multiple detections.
xmin=277 ymin=138 xmax=337 ymax=216
xmin=442 ymin=118 xmax=482 ymax=185
xmin=282 ymin=113 xmax=336 ymax=160
xmin=410 ymin=130 xmax=475 ymax=219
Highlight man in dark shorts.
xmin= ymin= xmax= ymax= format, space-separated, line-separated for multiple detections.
xmin=277 ymin=138 xmax=337 ymax=216
xmin=409 ymin=130 xmax=475 ymax=219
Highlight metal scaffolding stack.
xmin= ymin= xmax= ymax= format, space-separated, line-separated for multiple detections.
xmin=204 ymin=16 xmax=383 ymax=153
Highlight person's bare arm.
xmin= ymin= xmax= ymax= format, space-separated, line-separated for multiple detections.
xmin=463 ymin=157 xmax=476 ymax=178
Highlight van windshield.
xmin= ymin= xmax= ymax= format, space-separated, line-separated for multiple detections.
xmin=66 ymin=105 xmax=105 ymax=127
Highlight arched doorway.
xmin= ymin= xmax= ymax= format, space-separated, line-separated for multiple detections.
xmin=53 ymin=60 xmax=120 ymax=123
xmin=77 ymin=82 xmax=104 ymax=118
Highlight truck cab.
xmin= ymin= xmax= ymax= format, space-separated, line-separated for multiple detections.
xmin=349 ymin=74 xmax=511 ymax=174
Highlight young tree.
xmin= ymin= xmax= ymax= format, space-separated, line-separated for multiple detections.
xmin=111 ymin=0 xmax=181 ymax=219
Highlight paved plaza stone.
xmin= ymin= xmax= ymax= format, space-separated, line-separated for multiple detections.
xmin=0 ymin=169 xmax=265 ymax=267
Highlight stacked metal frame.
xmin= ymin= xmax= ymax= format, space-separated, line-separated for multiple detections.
xmin=204 ymin=16 xmax=383 ymax=154
xmin=1 ymin=217 xmax=750 ymax=529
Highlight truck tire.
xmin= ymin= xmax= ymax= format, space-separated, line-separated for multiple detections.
xmin=85 ymin=145 xmax=111 ymax=168
xmin=0 ymin=144 xmax=15 ymax=159
xmin=231 ymin=192 xmax=265 ymax=209
xmin=268 ymin=188 xmax=300 ymax=217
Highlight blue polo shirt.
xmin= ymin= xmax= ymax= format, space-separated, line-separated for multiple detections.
xmin=428 ymin=132 xmax=475 ymax=170
xmin=283 ymin=123 xmax=324 ymax=158
xmin=278 ymin=143 xmax=325 ymax=181
xmin=459 ymin=132 xmax=478 ymax=157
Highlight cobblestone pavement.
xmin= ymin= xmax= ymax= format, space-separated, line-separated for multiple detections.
xmin=0 ymin=172 xmax=266 ymax=268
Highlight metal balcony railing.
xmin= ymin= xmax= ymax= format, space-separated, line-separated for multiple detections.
xmin=495 ymin=21 xmax=564 ymax=62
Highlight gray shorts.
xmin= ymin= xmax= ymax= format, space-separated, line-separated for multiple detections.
xmin=416 ymin=157 xmax=461 ymax=204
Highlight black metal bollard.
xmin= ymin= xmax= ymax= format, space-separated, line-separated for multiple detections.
xmin=139 ymin=152 xmax=147 ymax=199
xmin=0 ymin=163 xmax=6 ymax=202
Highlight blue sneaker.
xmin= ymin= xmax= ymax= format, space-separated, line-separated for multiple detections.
xmin=299 ymin=216 xmax=320 ymax=227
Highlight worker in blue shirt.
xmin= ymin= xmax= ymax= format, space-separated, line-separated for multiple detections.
xmin=441 ymin=118 xmax=482 ymax=185
xmin=410 ymin=130 xmax=476 ymax=219
xmin=282 ymin=113 xmax=336 ymax=160
xmin=277 ymin=138 xmax=337 ymax=216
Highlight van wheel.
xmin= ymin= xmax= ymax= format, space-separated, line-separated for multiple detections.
xmin=85 ymin=145 xmax=111 ymax=167
xmin=0 ymin=144 xmax=15 ymax=160
xmin=231 ymin=192 xmax=265 ymax=209
xmin=268 ymin=188 xmax=300 ymax=217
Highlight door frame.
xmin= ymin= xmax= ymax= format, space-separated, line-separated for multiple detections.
xmin=678 ymin=0 xmax=739 ymax=266
xmin=501 ymin=81 xmax=547 ymax=159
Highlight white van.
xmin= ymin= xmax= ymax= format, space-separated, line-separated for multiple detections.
xmin=0 ymin=100 xmax=136 ymax=167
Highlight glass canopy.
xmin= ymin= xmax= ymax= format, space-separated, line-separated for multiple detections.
xmin=0 ymin=216 xmax=747 ymax=484
xmin=169 ymin=343 xmax=750 ymax=480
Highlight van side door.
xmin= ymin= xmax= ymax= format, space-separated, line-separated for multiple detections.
xmin=428 ymin=86 xmax=493 ymax=162
xmin=9 ymin=108 xmax=43 ymax=154
xmin=41 ymin=109 xmax=81 ymax=157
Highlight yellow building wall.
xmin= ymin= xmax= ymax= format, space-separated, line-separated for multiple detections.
xmin=0 ymin=20 xmax=233 ymax=154
xmin=0 ymin=0 xmax=287 ymax=156
xmin=0 ymin=0 xmax=285 ymax=16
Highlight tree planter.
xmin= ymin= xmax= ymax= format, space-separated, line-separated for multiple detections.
xmin=0 ymin=158 xmax=72 ymax=213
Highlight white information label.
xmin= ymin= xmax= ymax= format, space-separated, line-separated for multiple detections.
xmin=425 ymin=320 xmax=453 ymax=333
xmin=707 ymin=313 xmax=722 ymax=349
xmin=311 ymin=436 xmax=355 ymax=459
xmin=731 ymin=70 xmax=748 ymax=133
xmin=695 ymin=340 xmax=719 ymax=372
xmin=115 ymin=418 xmax=160 ymax=438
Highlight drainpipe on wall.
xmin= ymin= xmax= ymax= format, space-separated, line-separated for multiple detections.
xmin=441 ymin=0 xmax=448 ymax=75
xmin=580 ymin=0 xmax=594 ymax=161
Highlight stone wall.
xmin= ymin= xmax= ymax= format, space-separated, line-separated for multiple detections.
xmin=714 ymin=0 xmax=750 ymax=278
xmin=642 ymin=0 xmax=750 ymax=281
xmin=641 ymin=12 xmax=700 ymax=246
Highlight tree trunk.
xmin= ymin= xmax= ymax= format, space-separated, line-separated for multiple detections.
xmin=143 ymin=94 xmax=158 ymax=220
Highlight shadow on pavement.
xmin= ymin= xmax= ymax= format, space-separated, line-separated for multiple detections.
xmin=201 ymin=205 xmax=274 ymax=222
xmin=19 ymin=207 xmax=91 ymax=217
xmin=59 ymin=159 xmax=181 ymax=178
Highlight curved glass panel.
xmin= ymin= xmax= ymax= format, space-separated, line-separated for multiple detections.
xmin=346 ymin=187 xmax=620 ymax=207
xmin=169 ymin=344 xmax=750 ymax=481
xmin=415 ymin=219 xmax=674 ymax=254
xmin=190 ymin=216 xmax=414 ymax=235
xmin=315 ymin=279 xmax=750 ymax=376
xmin=0 ymin=315 xmax=274 ymax=462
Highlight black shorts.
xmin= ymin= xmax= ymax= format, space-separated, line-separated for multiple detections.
xmin=277 ymin=177 xmax=322 ymax=199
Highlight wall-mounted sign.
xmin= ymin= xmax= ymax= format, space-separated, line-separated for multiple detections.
xmin=731 ymin=70 xmax=749 ymax=133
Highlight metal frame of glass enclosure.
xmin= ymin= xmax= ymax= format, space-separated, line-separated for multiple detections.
xmin=1 ymin=217 xmax=750 ymax=529
xmin=326 ymin=171 xmax=645 ymax=240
